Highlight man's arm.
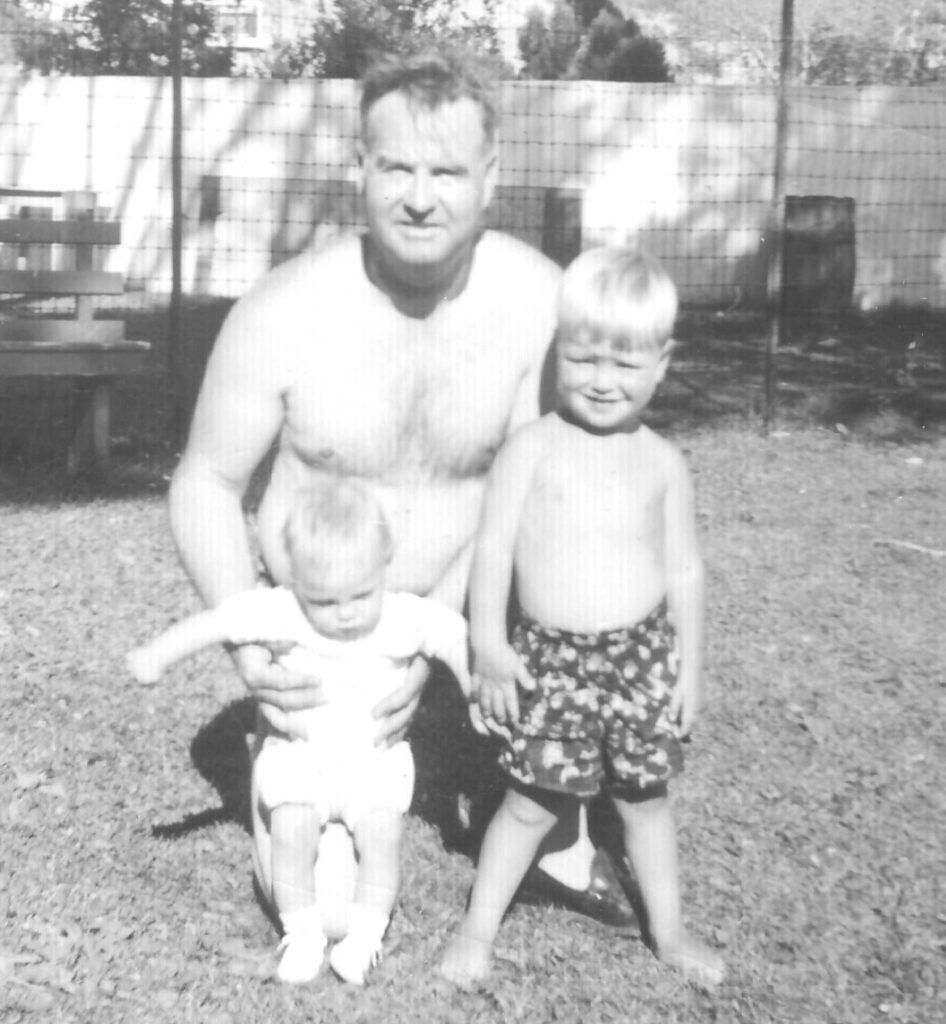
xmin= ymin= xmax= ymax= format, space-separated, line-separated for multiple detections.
xmin=167 ymin=285 xmax=320 ymax=729
xmin=662 ymin=446 xmax=706 ymax=737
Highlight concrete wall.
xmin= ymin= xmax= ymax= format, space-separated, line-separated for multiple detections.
xmin=2 ymin=74 xmax=945 ymax=308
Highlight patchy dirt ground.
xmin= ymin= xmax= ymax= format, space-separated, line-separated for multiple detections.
xmin=1 ymin=307 xmax=944 ymax=1023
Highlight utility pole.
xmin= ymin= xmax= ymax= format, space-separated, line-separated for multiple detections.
xmin=169 ymin=0 xmax=185 ymax=448
xmin=763 ymin=0 xmax=794 ymax=428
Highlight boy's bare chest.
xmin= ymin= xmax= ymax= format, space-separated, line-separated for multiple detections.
xmin=282 ymin=319 xmax=522 ymax=479
xmin=525 ymin=438 xmax=665 ymax=537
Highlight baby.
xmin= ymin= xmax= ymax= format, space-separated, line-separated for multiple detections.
xmin=129 ymin=473 xmax=470 ymax=985
xmin=440 ymin=247 xmax=724 ymax=988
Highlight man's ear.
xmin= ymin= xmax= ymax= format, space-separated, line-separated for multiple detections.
xmin=482 ymin=147 xmax=499 ymax=209
xmin=354 ymin=139 xmax=367 ymax=192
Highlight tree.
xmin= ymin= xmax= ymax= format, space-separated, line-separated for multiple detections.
xmin=14 ymin=0 xmax=233 ymax=75
xmin=517 ymin=0 xmax=671 ymax=82
xmin=274 ymin=0 xmax=506 ymax=79
xmin=571 ymin=8 xmax=671 ymax=82
xmin=799 ymin=4 xmax=946 ymax=85
xmin=518 ymin=2 xmax=582 ymax=80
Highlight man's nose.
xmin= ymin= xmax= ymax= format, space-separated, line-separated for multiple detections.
xmin=404 ymin=169 xmax=435 ymax=217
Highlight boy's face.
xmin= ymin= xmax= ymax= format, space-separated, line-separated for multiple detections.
xmin=293 ymin=542 xmax=386 ymax=641
xmin=556 ymin=329 xmax=670 ymax=432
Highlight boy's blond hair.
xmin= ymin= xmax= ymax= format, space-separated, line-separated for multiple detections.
xmin=557 ymin=247 xmax=678 ymax=352
xmin=283 ymin=473 xmax=393 ymax=580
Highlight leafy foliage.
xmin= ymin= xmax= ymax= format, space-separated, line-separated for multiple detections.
xmin=800 ymin=3 xmax=946 ymax=84
xmin=13 ymin=0 xmax=233 ymax=76
xmin=272 ymin=0 xmax=506 ymax=79
xmin=517 ymin=0 xmax=671 ymax=82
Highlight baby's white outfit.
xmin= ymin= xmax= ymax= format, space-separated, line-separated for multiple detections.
xmin=211 ymin=586 xmax=467 ymax=829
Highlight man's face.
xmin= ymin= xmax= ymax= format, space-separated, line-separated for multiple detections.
xmin=358 ymin=91 xmax=497 ymax=283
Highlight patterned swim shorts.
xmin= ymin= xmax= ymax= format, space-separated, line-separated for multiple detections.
xmin=499 ymin=602 xmax=683 ymax=799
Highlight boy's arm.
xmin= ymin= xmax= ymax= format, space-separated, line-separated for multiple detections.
xmin=127 ymin=608 xmax=230 ymax=685
xmin=662 ymin=447 xmax=706 ymax=737
xmin=469 ymin=424 xmax=544 ymax=729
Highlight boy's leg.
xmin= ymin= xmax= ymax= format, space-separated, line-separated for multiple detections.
xmin=270 ymin=803 xmax=328 ymax=984
xmin=612 ymin=793 xmax=724 ymax=987
xmin=440 ymin=784 xmax=566 ymax=987
xmin=329 ymin=809 xmax=404 ymax=985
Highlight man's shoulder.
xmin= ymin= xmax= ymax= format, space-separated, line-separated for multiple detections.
xmin=476 ymin=231 xmax=562 ymax=291
xmin=249 ymin=233 xmax=364 ymax=302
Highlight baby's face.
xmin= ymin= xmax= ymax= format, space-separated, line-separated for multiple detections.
xmin=293 ymin=545 xmax=386 ymax=641
xmin=556 ymin=329 xmax=669 ymax=432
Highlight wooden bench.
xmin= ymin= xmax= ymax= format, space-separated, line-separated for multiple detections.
xmin=0 ymin=189 xmax=154 ymax=476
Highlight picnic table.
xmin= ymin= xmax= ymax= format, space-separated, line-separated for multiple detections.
xmin=0 ymin=188 xmax=155 ymax=476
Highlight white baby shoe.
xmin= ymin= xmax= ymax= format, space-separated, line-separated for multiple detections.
xmin=276 ymin=907 xmax=327 ymax=984
xmin=329 ymin=906 xmax=389 ymax=985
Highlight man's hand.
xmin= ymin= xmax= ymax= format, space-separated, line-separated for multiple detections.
xmin=474 ymin=642 xmax=533 ymax=734
xmin=371 ymin=656 xmax=430 ymax=748
xmin=233 ymin=644 xmax=325 ymax=739
xmin=670 ymin=671 xmax=704 ymax=739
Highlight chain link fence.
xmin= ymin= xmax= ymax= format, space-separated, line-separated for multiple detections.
xmin=1 ymin=3 xmax=945 ymax=471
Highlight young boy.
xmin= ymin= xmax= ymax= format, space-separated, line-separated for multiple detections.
xmin=128 ymin=474 xmax=470 ymax=986
xmin=440 ymin=247 xmax=724 ymax=988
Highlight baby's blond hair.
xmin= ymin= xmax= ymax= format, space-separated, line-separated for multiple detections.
xmin=557 ymin=247 xmax=677 ymax=353
xmin=283 ymin=473 xmax=392 ymax=581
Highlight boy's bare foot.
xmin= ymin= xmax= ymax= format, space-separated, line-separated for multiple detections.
xmin=659 ymin=933 xmax=725 ymax=989
xmin=439 ymin=931 xmax=492 ymax=989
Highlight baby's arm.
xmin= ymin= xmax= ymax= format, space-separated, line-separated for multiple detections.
xmin=662 ymin=445 xmax=706 ymax=737
xmin=127 ymin=608 xmax=230 ymax=684
xmin=469 ymin=423 xmax=545 ymax=729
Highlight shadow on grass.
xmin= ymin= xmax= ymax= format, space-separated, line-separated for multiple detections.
xmin=152 ymin=697 xmax=256 ymax=840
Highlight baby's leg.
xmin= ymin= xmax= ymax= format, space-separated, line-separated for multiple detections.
xmin=440 ymin=785 xmax=565 ymax=988
xmin=271 ymin=802 xmax=322 ymax=915
xmin=329 ymin=809 xmax=403 ymax=984
xmin=612 ymin=793 xmax=724 ymax=987
xmin=351 ymin=808 xmax=403 ymax=920
xmin=270 ymin=803 xmax=327 ymax=983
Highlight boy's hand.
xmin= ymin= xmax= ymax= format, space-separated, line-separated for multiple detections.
xmin=474 ymin=642 xmax=534 ymax=733
xmin=126 ymin=647 xmax=162 ymax=685
xmin=233 ymin=644 xmax=325 ymax=740
xmin=670 ymin=671 xmax=704 ymax=738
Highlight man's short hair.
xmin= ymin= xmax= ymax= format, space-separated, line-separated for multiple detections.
xmin=360 ymin=49 xmax=500 ymax=147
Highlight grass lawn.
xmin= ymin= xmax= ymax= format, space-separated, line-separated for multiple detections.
xmin=1 ymin=307 xmax=944 ymax=1023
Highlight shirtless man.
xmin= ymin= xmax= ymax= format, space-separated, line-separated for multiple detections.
xmin=168 ymin=50 xmax=633 ymax=930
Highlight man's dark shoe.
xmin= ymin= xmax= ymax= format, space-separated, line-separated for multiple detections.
xmin=517 ymin=848 xmax=640 ymax=931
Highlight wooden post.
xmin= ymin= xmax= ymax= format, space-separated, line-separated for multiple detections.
xmin=541 ymin=187 xmax=583 ymax=267
xmin=68 ymin=379 xmax=111 ymax=478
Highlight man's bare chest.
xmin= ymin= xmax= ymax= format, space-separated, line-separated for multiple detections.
xmin=281 ymin=330 xmax=524 ymax=480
